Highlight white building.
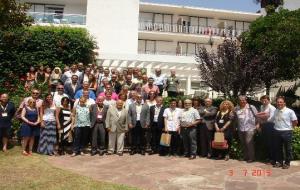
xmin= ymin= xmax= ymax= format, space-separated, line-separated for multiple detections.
xmin=21 ymin=0 xmax=262 ymax=97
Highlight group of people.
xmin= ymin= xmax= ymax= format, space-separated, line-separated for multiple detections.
xmin=0 ymin=63 xmax=298 ymax=170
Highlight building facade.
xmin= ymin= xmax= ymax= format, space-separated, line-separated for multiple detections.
xmin=20 ymin=0 xmax=261 ymax=97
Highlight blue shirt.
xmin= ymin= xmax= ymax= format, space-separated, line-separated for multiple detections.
xmin=0 ymin=102 xmax=16 ymax=128
xmin=271 ymin=107 xmax=297 ymax=131
xmin=74 ymin=90 xmax=96 ymax=100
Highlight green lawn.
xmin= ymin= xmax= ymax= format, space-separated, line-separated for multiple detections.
xmin=0 ymin=146 xmax=139 ymax=190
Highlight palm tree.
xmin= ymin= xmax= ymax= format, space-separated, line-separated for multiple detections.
xmin=255 ymin=0 xmax=284 ymax=14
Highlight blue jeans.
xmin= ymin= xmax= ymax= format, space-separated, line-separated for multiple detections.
xmin=73 ymin=127 xmax=88 ymax=153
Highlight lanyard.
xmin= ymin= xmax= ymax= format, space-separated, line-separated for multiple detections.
xmin=0 ymin=103 xmax=8 ymax=112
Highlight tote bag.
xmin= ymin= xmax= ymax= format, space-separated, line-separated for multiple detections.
xmin=160 ymin=133 xmax=171 ymax=147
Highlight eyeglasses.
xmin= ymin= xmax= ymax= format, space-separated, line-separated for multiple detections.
xmin=32 ymin=92 xmax=39 ymax=95
xmin=57 ymin=88 xmax=64 ymax=90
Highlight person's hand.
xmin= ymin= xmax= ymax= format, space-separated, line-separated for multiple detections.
xmin=39 ymin=121 xmax=44 ymax=128
xmin=256 ymin=125 xmax=261 ymax=133
xmin=107 ymin=128 xmax=111 ymax=132
xmin=164 ymin=128 xmax=168 ymax=133
xmin=215 ymin=127 xmax=220 ymax=132
xmin=57 ymin=124 xmax=61 ymax=130
xmin=128 ymin=124 xmax=133 ymax=129
xmin=220 ymin=128 xmax=225 ymax=132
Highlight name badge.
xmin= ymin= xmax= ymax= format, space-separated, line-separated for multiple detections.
xmin=154 ymin=115 xmax=158 ymax=122
xmin=219 ymin=119 xmax=224 ymax=124
xmin=170 ymin=82 xmax=174 ymax=85
xmin=2 ymin=112 xmax=8 ymax=117
xmin=238 ymin=115 xmax=245 ymax=119
xmin=97 ymin=114 xmax=103 ymax=119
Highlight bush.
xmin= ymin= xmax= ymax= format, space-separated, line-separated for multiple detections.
xmin=0 ymin=26 xmax=97 ymax=85
xmin=292 ymin=127 xmax=300 ymax=160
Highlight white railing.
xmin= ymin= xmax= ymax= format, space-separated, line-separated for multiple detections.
xmin=27 ymin=12 xmax=86 ymax=25
xmin=138 ymin=50 xmax=195 ymax=57
xmin=139 ymin=22 xmax=244 ymax=37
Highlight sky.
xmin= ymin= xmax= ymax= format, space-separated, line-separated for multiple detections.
xmin=141 ymin=0 xmax=261 ymax=13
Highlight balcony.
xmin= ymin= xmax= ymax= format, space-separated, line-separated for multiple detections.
xmin=27 ymin=12 xmax=86 ymax=26
xmin=139 ymin=22 xmax=244 ymax=38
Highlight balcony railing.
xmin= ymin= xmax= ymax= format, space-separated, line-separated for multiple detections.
xmin=27 ymin=12 xmax=86 ymax=25
xmin=139 ymin=22 xmax=244 ymax=38
xmin=138 ymin=50 xmax=195 ymax=57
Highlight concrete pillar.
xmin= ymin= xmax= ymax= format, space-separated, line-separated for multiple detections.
xmin=186 ymin=75 xmax=191 ymax=95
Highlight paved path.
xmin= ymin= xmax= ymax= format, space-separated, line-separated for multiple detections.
xmin=48 ymin=154 xmax=300 ymax=190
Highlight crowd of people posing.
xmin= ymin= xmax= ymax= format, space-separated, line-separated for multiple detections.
xmin=0 ymin=63 xmax=298 ymax=170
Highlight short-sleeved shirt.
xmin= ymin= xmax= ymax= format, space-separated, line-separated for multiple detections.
xmin=0 ymin=102 xmax=16 ymax=128
xmin=151 ymin=74 xmax=166 ymax=86
xmin=53 ymin=92 xmax=69 ymax=107
xmin=163 ymin=108 xmax=182 ymax=131
xmin=74 ymin=90 xmax=96 ymax=100
xmin=260 ymin=103 xmax=276 ymax=122
xmin=235 ymin=104 xmax=257 ymax=132
xmin=180 ymin=107 xmax=201 ymax=123
xmin=271 ymin=107 xmax=297 ymax=131
xmin=75 ymin=105 xmax=91 ymax=127
xmin=142 ymin=84 xmax=160 ymax=95
xmin=166 ymin=76 xmax=179 ymax=92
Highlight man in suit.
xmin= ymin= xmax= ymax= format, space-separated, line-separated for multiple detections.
xmin=128 ymin=94 xmax=150 ymax=155
xmin=105 ymin=100 xmax=128 ymax=156
xmin=149 ymin=96 xmax=166 ymax=155
xmin=110 ymin=74 xmax=122 ymax=94
xmin=90 ymin=96 xmax=109 ymax=156
xmin=64 ymin=75 xmax=82 ymax=108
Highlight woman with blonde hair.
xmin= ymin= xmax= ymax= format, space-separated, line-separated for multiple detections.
xmin=49 ymin=67 xmax=62 ymax=92
xmin=214 ymin=100 xmax=235 ymax=161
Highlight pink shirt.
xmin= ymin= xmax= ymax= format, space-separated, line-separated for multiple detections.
xmin=98 ymin=92 xmax=119 ymax=101
xmin=142 ymin=84 xmax=160 ymax=95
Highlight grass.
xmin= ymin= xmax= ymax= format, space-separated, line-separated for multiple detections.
xmin=0 ymin=146 xmax=139 ymax=190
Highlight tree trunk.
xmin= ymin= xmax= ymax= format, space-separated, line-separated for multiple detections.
xmin=265 ymin=81 xmax=271 ymax=96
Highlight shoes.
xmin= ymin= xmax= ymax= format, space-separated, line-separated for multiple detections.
xmin=189 ymin=155 xmax=196 ymax=160
xmin=91 ymin=151 xmax=97 ymax=156
xmin=247 ymin=160 xmax=254 ymax=163
xmin=225 ymin=155 xmax=230 ymax=161
xmin=273 ymin=163 xmax=283 ymax=168
xmin=117 ymin=152 xmax=123 ymax=156
xmin=99 ymin=150 xmax=105 ymax=156
xmin=106 ymin=152 xmax=113 ymax=155
xmin=129 ymin=151 xmax=135 ymax=155
xmin=282 ymin=164 xmax=290 ymax=169
xmin=71 ymin=152 xmax=80 ymax=157
xmin=141 ymin=151 xmax=145 ymax=156
xmin=22 ymin=151 xmax=29 ymax=156
xmin=207 ymin=154 xmax=212 ymax=159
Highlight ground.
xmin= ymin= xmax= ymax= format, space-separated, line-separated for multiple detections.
xmin=48 ymin=152 xmax=300 ymax=190
xmin=1 ymin=146 xmax=300 ymax=190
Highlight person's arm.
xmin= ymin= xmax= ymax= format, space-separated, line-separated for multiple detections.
xmin=39 ymin=107 xmax=44 ymax=127
xmin=146 ymin=106 xmax=150 ymax=128
xmin=105 ymin=108 xmax=111 ymax=132
xmin=291 ymin=111 xmax=298 ymax=128
xmin=128 ymin=106 xmax=133 ymax=129
xmin=21 ymin=108 xmax=33 ymax=125
xmin=55 ymin=107 xmax=61 ymax=130
xmin=71 ymin=108 xmax=76 ymax=130
xmin=164 ymin=117 xmax=168 ymax=132
xmin=34 ymin=72 xmax=38 ymax=83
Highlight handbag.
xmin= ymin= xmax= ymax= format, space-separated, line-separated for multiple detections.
xmin=160 ymin=132 xmax=171 ymax=147
xmin=214 ymin=132 xmax=225 ymax=144
xmin=212 ymin=140 xmax=228 ymax=150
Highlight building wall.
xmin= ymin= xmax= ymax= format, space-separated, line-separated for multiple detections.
xmin=284 ymin=0 xmax=300 ymax=11
xmin=86 ymin=0 xmax=139 ymax=55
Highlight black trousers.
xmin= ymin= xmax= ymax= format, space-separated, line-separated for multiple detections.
xmin=91 ymin=123 xmax=106 ymax=151
xmin=131 ymin=121 xmax=146 ymax=152
xmin=181 ymin=127 xmax=197 ymax=156
xmin=275 ymin=130 xmax=293 ymax=165
xmin=73 ymin=127 xmax=88 ymax=153
xmin=151 ymin=122 xmax=162 ymax=153
xmin=168 ymin=131 xmax=180 ymax=154
xmin=199 ymin=125 xmax=214 ymax=157
xmin=157 ymin=85 xmax=164 ymax=96
xmin=167 ymin=91 xmax=178 ymax=97
xmin=261 ymin=122 xmax=275 ymax=161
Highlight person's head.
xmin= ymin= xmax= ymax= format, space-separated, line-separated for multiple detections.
xmin=136 ymin=94 xmax=143 ymax=104
xmin=45 ymin=66 xmax=51 ymax=73
xmin=82 ymin=90 xmax=89 ymax=99
xmin=130 ymin=90 xmax=137 ymax=100
xmin=71 ymin=75 xmax=78 ymax=84
xmin=133 ymin=68 xmax=138 ymax=75
xmin=177 ymin=99 xmax=184 ymax=108
xmin=204 ymin=98 xmax=213 ymax=107
xmin=238 ymin=95 xmax=247 ymax=107
xmin=79 ymin=97 xmax=87 ymax=106
xmin=121 ymin=85 xmax=129 ymax=94
xmin=155 ymin=68 xmax=161 ymax=76
xmin=53 ymin=67 xmax=61 ymax=74
xmin=70 ymin=64 xmax=78 ymax=72
xmin=82 ymin=81 xmax=89 ymax=90
xmin=219 ymin=100 xmax=234 ymax=112
xmin=105 ymin=91 xmax=112 ymax=100
xmin=29 ymin=66 xmax=35 ymax=72
xmin=27 ymin=98 xmax=36 ymax=109
xmin=148 ymin=77 xmax=154 ymax=85
xmin=118 ymin=73 xmax=124 ymax=80
xmin=104 ymin=68 xmax=110 ymax=76
xmin=56 ymin=85 xmax=64 ymax=95
xmin=142 ymin=74 xmax=148 ymax=83
xmin=116 ymin=100 xmax=124 ymax=110
xmin=184 ymin=99 xmax=192 ymax=109
xmin=126 ymin=74 xmax=132 ymax=82
xmin=170 ymin=98 xmax=177 ymax=109
xmin=78 ymin=62 xmax=84 ymax=71
xmin=111 ymin=69 xmax=116 ymax=75
xmin=192 ymin=97 xmax=201 ymax=108
xmin=43 ymin=94 xmax=53 ymax=109
xmin=118 ymin=93 xmax=127 ymax=101
xmin=61 ymin=97 xmax=70 ymax=107
xmin=98 ymin=66 xmax=104 ymax=73
xmin=31 ymin=89 xmax=40 ymax=99
xmin=148 ymin=91 xmax=156 ymax=100
xmin=170 ymin=69 xmax=176 ymax=76
xmin=156 ymin=96 xmax=163 ymax=106
xmin=276 ymin=96 xmax=286 ymax=110
xmin=96 ymin=96 xmax=105 ymax=107
xmin=105 ymin=84 xmax=112 ymax=92
xmin=88 ymin=74 xmax=96 ymax=83
xmin=137 ymin=71 xmax=142 ymax=79
xmin=0 ymin=94 xmax=9 ymax=104
xmin=260 ymin=95 xmax=270 ymax=106
xmin=127 ymin=68 xmax=133 ymax=75
xmin=122 ymin=69 xmax=128 ymax=76
xmin=63 ymin=65 xmax=69 ymax=73
xmin=38 ymin=65 xmax=44 ymax=71
xmin=111 ymin=74 xmax=117 ymax=82
xmin=102 ymin=78 xmax=109 ymax=87
xmin=85 ymin=67 xmax=91 ymax=75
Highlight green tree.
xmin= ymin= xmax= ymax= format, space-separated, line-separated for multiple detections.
xmin=242 ymin=8 xmax=300 ymax=95
xmin=0 ymin=0 xmax=32 ymax=30
xmin=255 ymin=0 xmax=284 ymax=14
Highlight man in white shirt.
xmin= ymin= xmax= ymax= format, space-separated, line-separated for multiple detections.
xmin=163 ymin=99 xmax=182 ymax=156
xmin=61 ymin=64 xmax=81 ymax=84
xmin=152 ymin=68 xmax=165 ymax=96
xmin=271 ymin=96 xmax=298 ymax=169
xmin=52 ymin=85 xmax=68 ymax=107
xmin=256 ymin=95 xmax=276 ymax=164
